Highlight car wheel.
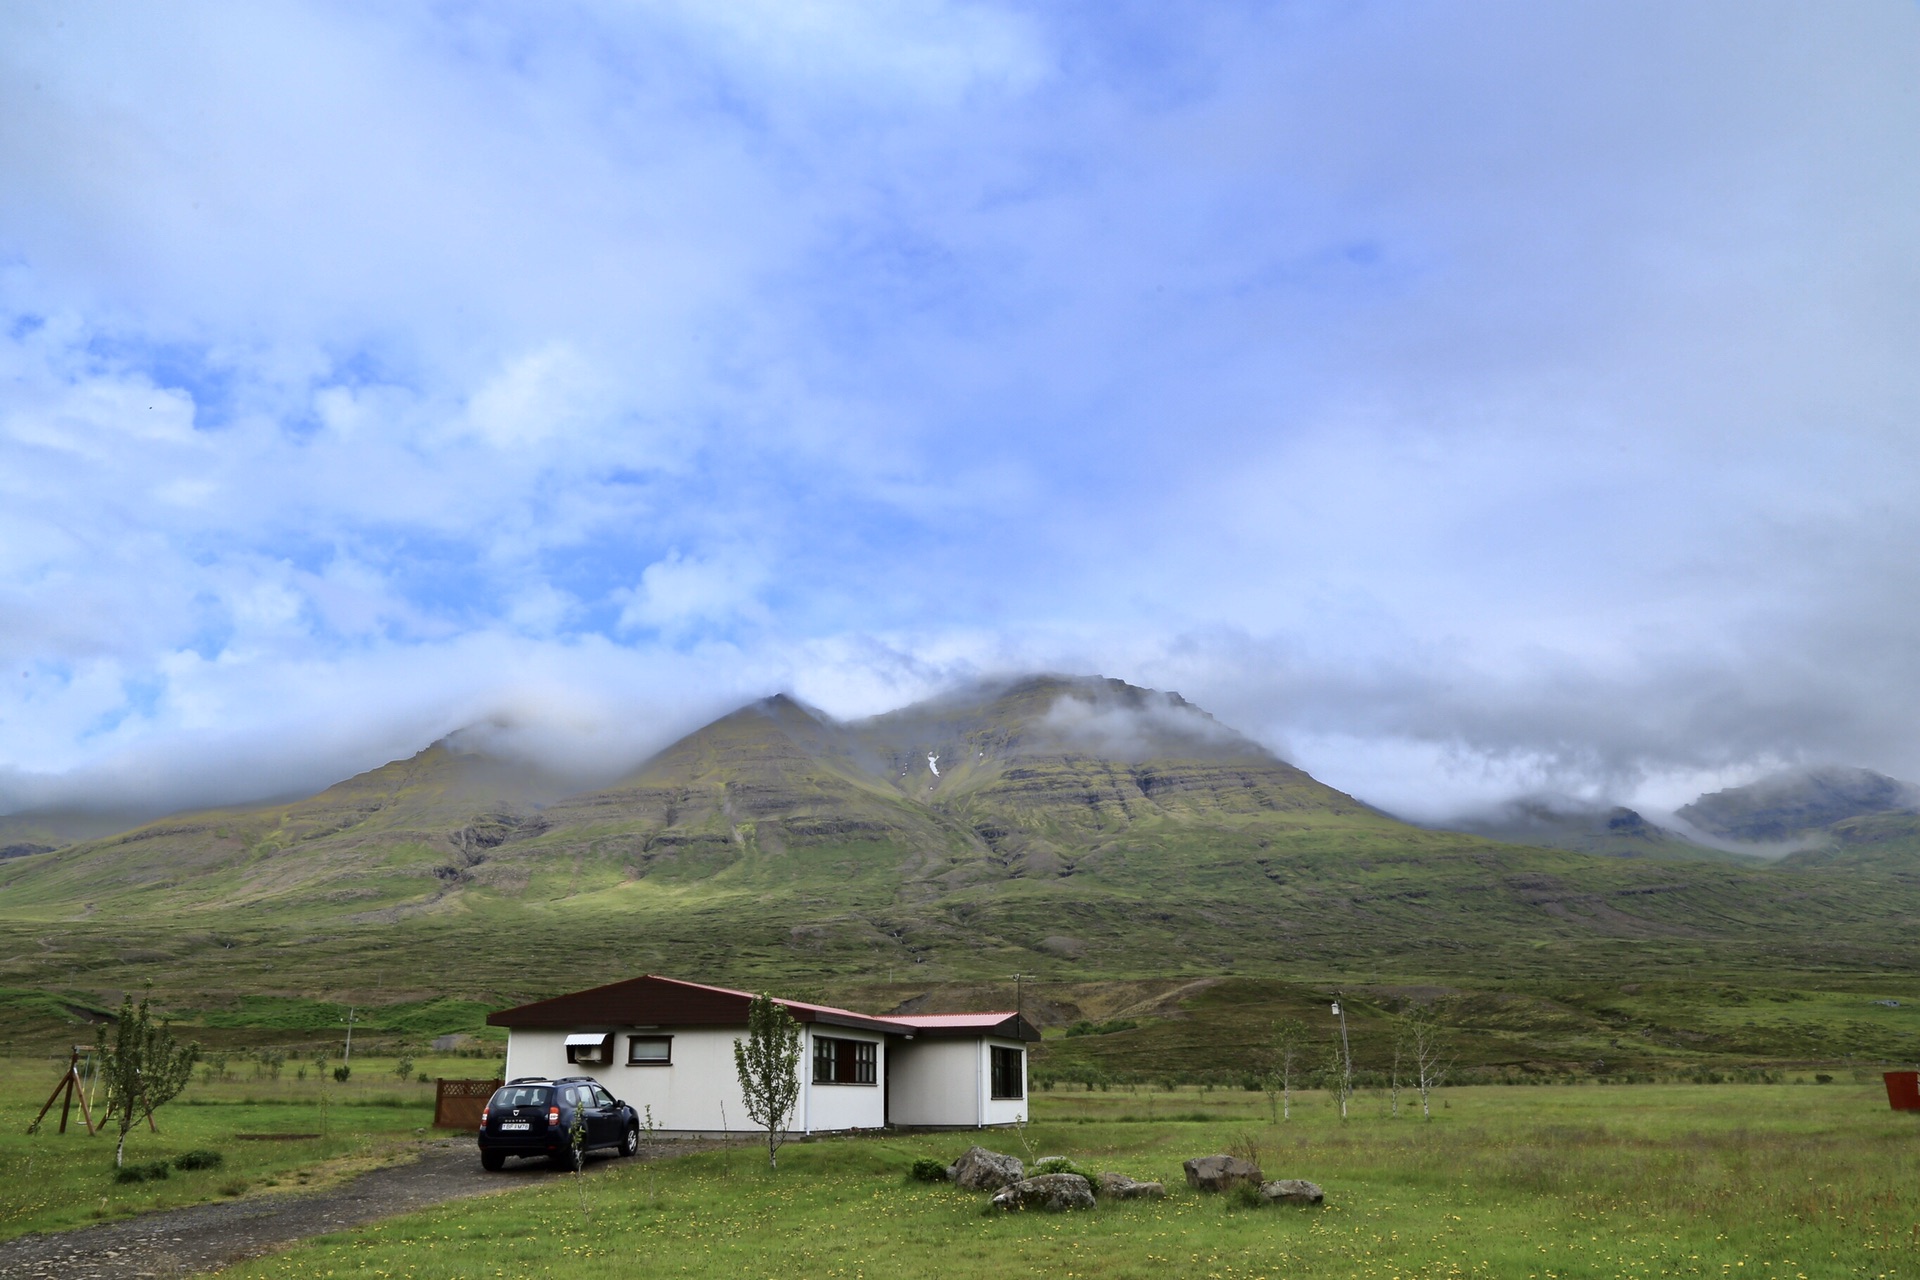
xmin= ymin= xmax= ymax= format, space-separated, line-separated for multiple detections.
xmin=481 ymin=1151 xmax=506 ymax=1172
xmin=551 ymin=1145 xmax=583 ymax=1172
xmin=621 ymin=1125 xmax=639 ymax=1157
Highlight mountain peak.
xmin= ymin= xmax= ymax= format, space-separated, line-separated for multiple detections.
xmin=1678 ymin=765 xmax=1920 ymax=844
xmin=860 ymin=673 xmax=1275 ymax=765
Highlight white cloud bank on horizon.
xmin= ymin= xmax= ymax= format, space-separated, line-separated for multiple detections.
xmin=2 ymin=1 xmax=1918 ymax=823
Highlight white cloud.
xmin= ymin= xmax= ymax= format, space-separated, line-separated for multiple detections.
xmin=615 ymin=549 xmax=770 ymax=636
xmin=2 ymin=1 xmax=1919 ymax=821
xmin=464 ymin=344 xmax=603 ymax=449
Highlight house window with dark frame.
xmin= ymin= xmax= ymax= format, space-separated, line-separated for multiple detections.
xmin=812 ymin=1035 xmax=878 ymax=1085
xmin=991 ymin=1045 xmax=1024 ymax=1099
xmin=627 ymin=1035 xmax=672 ymax=1066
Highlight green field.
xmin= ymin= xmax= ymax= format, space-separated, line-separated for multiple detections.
xmin=11 ymin=1047 xmax=1918 ymax=1276
xmin=0 ymin=1052 xmax=475 ymax=1241
xmin=203 ymin=1080 xmax=1917 ymax=1279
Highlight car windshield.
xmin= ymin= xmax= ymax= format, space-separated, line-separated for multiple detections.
xmin=490 ymin=1086 xmax=552 ymax=1108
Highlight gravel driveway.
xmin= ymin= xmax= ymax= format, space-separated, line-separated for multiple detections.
xmin=0 ymin=1137 xmax=640 ymax=1277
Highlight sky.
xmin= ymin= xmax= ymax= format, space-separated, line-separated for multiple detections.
xmin=2 ymin=0 xmax=1918 ymax=823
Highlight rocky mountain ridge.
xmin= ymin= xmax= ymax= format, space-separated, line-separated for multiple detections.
xmin=5 ymin=676 xmax=1920 ymax=999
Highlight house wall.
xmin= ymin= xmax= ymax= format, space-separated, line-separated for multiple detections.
xmin=981 ymin=1037 xmax=1029 ymax=1126
xmin=887 ymin=1038 xmax=981 ymax=1127
xmin=503 ymin=1025 xmax=888 ymax=1135
xmin=802 ymin=1026 xmax=888 ymax=1132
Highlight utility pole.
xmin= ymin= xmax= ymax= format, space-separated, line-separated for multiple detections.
xmin=342 ymin=1008 xmax=358 ymax=1064
xmin=1331 ymin=994 xmax=1352 ymax=1119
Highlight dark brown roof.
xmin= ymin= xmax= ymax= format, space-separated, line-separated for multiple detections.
xmin=488 ymin=974 xmax=1039 ymax=1040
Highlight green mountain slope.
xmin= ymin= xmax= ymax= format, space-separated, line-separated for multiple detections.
xmin=0 ymin=742 xmax=573 ymax=919
xmin=5 ymin=677 xmax=1920 ymax=1009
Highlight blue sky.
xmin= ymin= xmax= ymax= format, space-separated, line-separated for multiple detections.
xmin=2 ymin=1 xmax=1918 ymax=820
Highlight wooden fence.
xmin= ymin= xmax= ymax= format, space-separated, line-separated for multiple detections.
xmin=434 ymin=1077 xmax=502 ymax=1129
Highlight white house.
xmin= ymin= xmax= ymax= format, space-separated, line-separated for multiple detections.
xmin=488 ymin=974 xmax=1037 ymax=1136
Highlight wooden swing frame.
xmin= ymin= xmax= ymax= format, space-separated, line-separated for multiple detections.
xmin=28 ymin=1044 xmax=98 ymax=1136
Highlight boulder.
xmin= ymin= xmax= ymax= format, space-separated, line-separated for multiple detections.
xmin=1258 ymin=1178 xmax=1325 ymax=1206
xmin=948 ymin=1145 xmax=1025 ymax=1191
xmin=1098 ymin=1171 xmax=1167 ymax=1200
xmin=990 ymin=1173 xmax=1096 ymax=1212
xmin=1183 ymin=1154 xmax=1263 ymax=1193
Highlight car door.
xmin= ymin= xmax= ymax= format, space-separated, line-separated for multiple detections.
xmin=590 ymin=1084 xmax=620 ymax=1146
xmin=559 ymin=1085 xmax=589 ymax=1150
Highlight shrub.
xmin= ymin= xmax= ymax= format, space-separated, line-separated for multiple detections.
xmin=909 ymin=1157 xmax=951 ymax=1183
xmin=114 ymin=1160 xmax=173 ymax=1184
xmin=1815 ymin=1073 xmax=1834 ymax=1084
xmin=333 ymin=1065 xmax=352 ymax=1083
xmin=174 ymin=1149 xmax=224 ymax=1171
xmin=1064 ymin=1019 xmax=1139 ymax=1038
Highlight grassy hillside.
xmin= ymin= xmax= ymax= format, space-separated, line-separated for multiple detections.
xmin=6 ymin=676 xmax=1920 ymax=1073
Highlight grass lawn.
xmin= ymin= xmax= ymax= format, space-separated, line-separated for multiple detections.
xmin=0 ymin=1052 xmax=483 ymax=1241
xmin=217 ymin=1080 xmax=1920 ymax=1279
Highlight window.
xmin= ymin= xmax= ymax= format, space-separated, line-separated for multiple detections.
xmin=813 ymin=1035 xmax=878 ymax=1085
xmin=489 ymin=1085 xmax=551 ymax=1109
xmin=627 ymin=1036 xmax=672 ymax=1066
xmin=991 ymin=1046 xmax=1024 ymax=1100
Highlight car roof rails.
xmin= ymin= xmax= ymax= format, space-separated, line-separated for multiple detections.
xmin=506 ymin=1077 xmax=553 ymax=1085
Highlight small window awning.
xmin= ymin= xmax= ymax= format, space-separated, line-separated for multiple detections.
xmin=565 ymin=1033 xmax=612 ymax=1050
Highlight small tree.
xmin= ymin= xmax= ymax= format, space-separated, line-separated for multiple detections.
xmin=1265 ymin=1018 xmax=1310 ymax=1121
xmin=1324 ymin=1040 xmax=1353 ymax=1118
xmin=732 ymin=993 xmax=801 ymax=1170
xmin=566 ymin=1103 xmax=591 ymax=1218
xmin=1390 ymin=1015 xmax=1409 ymax=1118
xmin=1405 ymin=1002 xmax=1450 ymax=1119
xmin=99 ymin=990 xmax=200 ymax=1168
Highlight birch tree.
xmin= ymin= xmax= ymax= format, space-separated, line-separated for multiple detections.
xmin=1265 ymin=1018 xmax=1310 ymax=1121
xmin=1405 ymin=1001 xmax=1449 ymax=1119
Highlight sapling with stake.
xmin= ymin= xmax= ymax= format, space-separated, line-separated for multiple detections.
xmin=1267 ymin=1018 xmax=1309 ymax=1122
xmin=566 ymin=1100 xmax=590 ymax=1218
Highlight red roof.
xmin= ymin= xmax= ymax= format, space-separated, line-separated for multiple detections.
xmin=489 ymin=974 xmax=1038 ymax=1040
xmin=886 ymin=1013 xmax=1021 ymax=1029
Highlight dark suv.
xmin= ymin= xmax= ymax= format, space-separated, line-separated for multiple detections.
xmin=477 ymin=1076 xmax=640 ymax=1170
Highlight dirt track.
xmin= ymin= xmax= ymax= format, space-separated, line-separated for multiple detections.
xmin=0 ymin=1137 xmax=637 ymax=1277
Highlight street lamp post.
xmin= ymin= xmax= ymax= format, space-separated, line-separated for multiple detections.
xmin=1331 ymin=996 xmax=1352 ymax=1119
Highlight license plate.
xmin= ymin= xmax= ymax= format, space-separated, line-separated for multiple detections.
xmin=500 ymin=1121 xmax=530 ymax=1131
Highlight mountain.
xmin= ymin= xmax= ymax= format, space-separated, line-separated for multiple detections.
xmin=0 ymin=741 xmax=576 ymax=918
xmin=0 ymin=805 xmax=179 ymax=857
xmin=1678 ymin=766 xmax=1920 ymax=845
xmin=1435 ymin=795 xmax=1751 ymax=863
xmin=5 ymin=676 xmax=1920 ymax=1005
